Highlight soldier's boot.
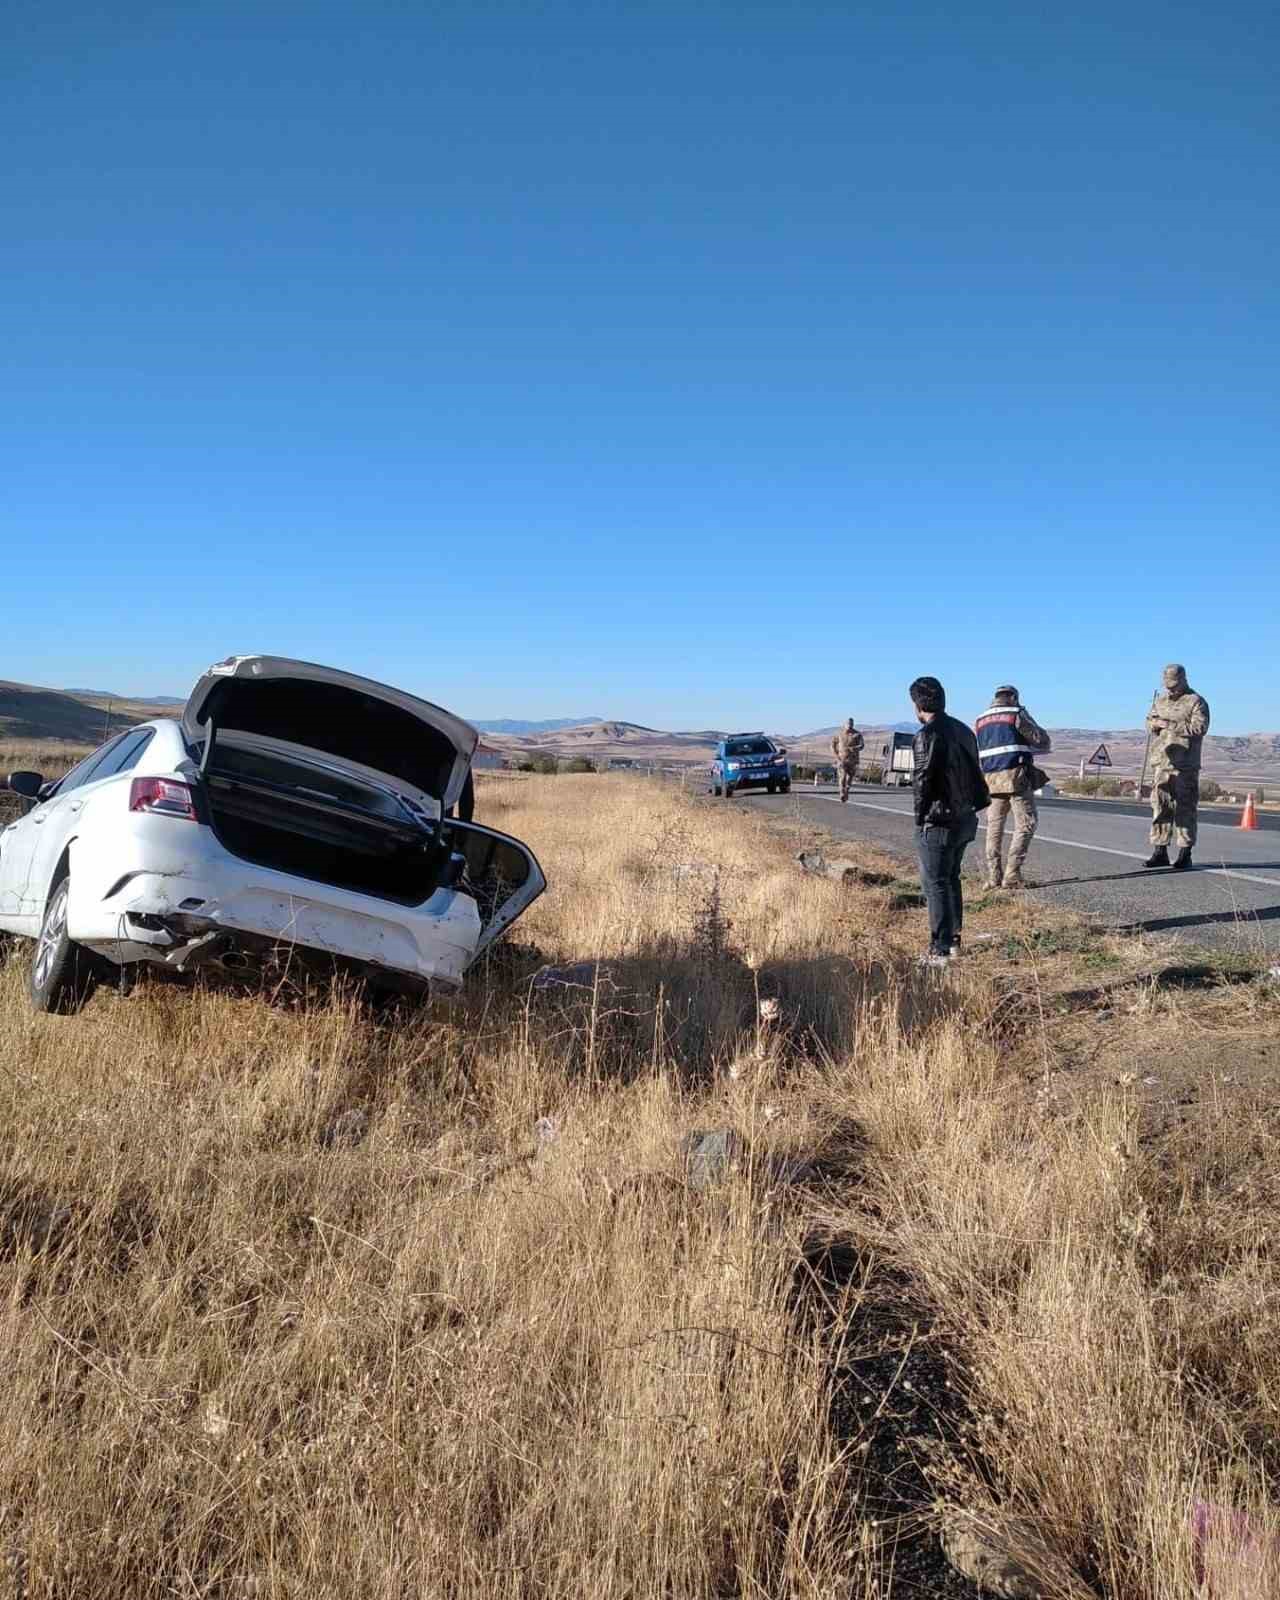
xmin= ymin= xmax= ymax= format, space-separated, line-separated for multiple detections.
xmin=1143 ymin=846 xmax=1171 ymax=869
xmin=1171 ymin=848 xmax=1194 ymax=871
xmin=984 ymin=859 xmax=1003 ymax=890
xmin=1003 ymin=867 xmax=1026 ymax=890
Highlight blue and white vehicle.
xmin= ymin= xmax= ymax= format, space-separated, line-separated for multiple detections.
xmin=710 ymin=733 xmax=791 ymax=799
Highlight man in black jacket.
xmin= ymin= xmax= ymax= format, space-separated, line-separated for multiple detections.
xmin=909 ymin=676 xmax=990 ymax=967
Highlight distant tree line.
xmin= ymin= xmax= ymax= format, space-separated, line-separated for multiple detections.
xmin=1059 ymin=776 xmax=1228 ymax=801
xmin=512 ymin=755 xmax=598 ymax=775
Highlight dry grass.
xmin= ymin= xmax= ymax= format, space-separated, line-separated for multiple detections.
xmin=0 ymin=739 xmax=93 ymax=778
xmin=1 ymin=772 xmax=1278 ymax=1597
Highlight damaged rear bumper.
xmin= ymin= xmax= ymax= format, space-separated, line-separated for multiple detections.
xmin=66 ymin=849 xmax=482 ymax=993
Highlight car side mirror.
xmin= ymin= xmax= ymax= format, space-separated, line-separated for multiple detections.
xmin=4 ymin=770 xmax=45 ymax=799
xmin=776 ymin=746 xmax=787 ymax=756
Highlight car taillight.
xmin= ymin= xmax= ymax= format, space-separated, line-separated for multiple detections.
xmin=129 ymin=777 xmax=199 ymax=820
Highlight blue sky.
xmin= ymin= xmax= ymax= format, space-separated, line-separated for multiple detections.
xmin=3 ymin=0 xmax=1276 ymax=732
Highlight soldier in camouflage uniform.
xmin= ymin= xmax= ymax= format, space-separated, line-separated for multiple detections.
xmin=1143 ymin=663 xmax=1210 ymax=871
xmin=974 ymin=686 xmax=1052 ymax=889
xmin=831 ymin=718 xmax=865 ymax=802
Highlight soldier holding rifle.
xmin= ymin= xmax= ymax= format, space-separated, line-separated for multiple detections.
xmin=1142 ymin=663 xmax=1210 ymax=871
xmin=830 ymin=718 xmax=865 ymax=803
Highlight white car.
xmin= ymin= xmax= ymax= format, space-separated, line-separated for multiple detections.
xmin=0 ymin=656 xmax=545 ymax=1014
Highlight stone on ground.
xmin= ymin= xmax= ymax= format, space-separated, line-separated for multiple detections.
xmin=940 ymin=1507 xmax=1091 ymax=1599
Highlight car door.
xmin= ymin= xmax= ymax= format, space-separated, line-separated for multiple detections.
xmin=446 ymin=820 xmax=546 ymax=958
xmin=17 ymin=732 xmax=151 ymax=923
xmin=0 ymin=796 xmax=42 ymax=929
xmin=1 ymin=746 xmax=108 ymax=931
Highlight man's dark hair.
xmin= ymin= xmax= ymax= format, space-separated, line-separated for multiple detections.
xmin=909 ymin=676 xmax=946 ymax=713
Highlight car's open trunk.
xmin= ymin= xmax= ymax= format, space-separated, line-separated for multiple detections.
xmin=200 ymin=741 xmax=448 ymax=906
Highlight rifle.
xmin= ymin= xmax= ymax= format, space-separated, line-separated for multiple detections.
xmin=1137 ymin=690 xmax=1159 ymax=800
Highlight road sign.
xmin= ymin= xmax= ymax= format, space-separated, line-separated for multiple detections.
xmin=1089 ymin=744 xmax=1112 ymax=767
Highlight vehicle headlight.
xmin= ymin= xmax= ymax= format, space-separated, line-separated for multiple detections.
xmin=726 ymin=761 xmax=740 ymax=771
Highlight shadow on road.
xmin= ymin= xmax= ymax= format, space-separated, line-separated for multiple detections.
xmin=1030 ymin=868 xmax=1157 ymax=888
xmin=1031 ymin=864 xmax=1280 ymax=889
xmin=1131 ymin=905 xmax=1280 ymax=936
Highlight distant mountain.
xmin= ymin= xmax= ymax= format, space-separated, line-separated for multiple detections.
xmin=65 ymin=689 xmax=184 ymax=706
xmin=472 ymin=716 xmax=604 ymax=735
xmin=804 ymin=721 xmax=919 ymax=738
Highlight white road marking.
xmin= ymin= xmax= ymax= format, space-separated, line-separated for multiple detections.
xmin=810 ymin=794 xmax=1280 ymax=893
xmin=1029 ymin=835 xmax=1280 ymax=892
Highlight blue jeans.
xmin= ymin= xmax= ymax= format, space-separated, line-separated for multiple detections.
xmin=915 ymin=813 xmax=979 ymax=955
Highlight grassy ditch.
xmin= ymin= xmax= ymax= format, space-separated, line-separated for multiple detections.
xmin=0 ymin=774 xmax=1277 ymax=1596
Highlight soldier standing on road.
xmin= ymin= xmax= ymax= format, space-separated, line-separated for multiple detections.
xmin=974 ymin=686 xmax=1052 ymax=889
xmin=831 ymin=718 xmax=865 ymax=803
xmin=1143 ymin=663 xmax=1210 ymax=871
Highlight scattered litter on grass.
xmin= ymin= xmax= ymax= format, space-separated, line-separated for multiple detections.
xmin=531 ymin=961 xmax=605 ymax=991
xmin=682 ymin=1128 xmax=746 ymax=1190
xmin=321 ymin=1108 xmax=369 ymax=1149
xmin=794 ymin=850 xmax=893 ymax=887
xmin=201 ymin=1398 xmax=232 ymax=1440
xmin=1191 ymin=1499 xmax=1280 ymax=1596
xmin=940 ymin=1506 xmax=1092 ymax=1599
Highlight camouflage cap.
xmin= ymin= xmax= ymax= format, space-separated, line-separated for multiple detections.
xmin=994 ymin=684 xmax=1020 ymax=703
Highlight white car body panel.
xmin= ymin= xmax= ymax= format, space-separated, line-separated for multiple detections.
xmin=0 ymin=665 xmax=545 ymax=998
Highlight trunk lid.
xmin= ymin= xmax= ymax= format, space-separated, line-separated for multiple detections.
xmin=183 ymin=656 xmax=478 ymax=815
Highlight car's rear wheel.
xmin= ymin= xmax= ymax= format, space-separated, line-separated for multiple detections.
xmin=29 ymin=877 xmax=98 ymax=1015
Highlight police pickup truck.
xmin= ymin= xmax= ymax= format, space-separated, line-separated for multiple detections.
xmin=710 ymin=733 xmax=791 ymax=798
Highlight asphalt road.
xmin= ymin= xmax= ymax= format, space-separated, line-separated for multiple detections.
xmin=742 ymin=782 xmax=1280 ymax=955
xmin=1032 ymin=792 xmax=1278 ymax=832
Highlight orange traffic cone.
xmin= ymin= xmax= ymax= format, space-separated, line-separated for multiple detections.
xmin=1240 ymin=792 xmax=1258 ymax=830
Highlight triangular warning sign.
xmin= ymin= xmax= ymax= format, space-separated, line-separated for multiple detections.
xmin=1089 ymin=744 xmax=1112 ymax=767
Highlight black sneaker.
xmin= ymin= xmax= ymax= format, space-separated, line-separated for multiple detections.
xmin=1143 ymin=847 xmax=1170 ymax=869
xmin=1171 ymin=848 xmax=1194 ymax=871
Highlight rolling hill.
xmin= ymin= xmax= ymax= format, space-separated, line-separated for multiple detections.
xmin=3 ymin=679 xmax=1278 ymax=787
xmin=471 ymin=716 xmax=603 ymax=735
xmin=0 ymin=681 xmax=172 ymax=745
